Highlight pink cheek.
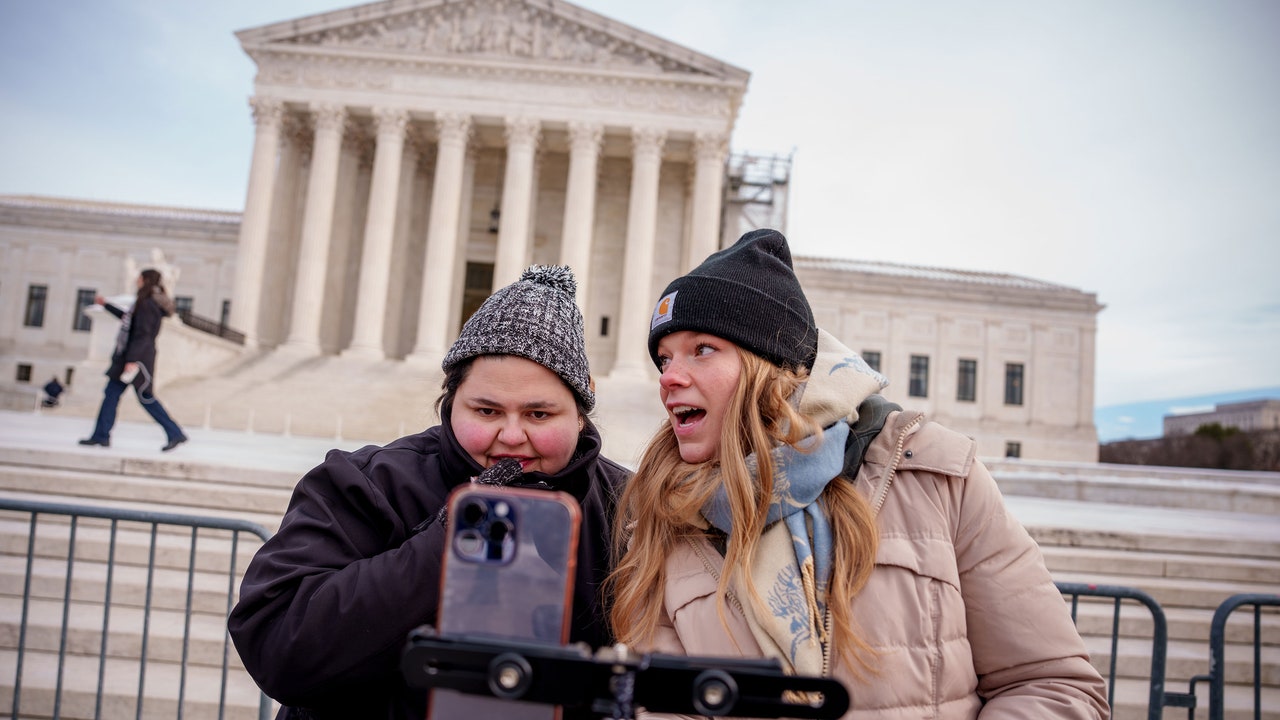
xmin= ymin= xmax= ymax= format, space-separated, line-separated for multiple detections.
xmin=526 ymin=427 xmax=578 ymax=468
xmin=452 ymin=421 xmax=495 ymax=462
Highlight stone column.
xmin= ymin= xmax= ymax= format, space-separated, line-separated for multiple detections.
xmin=407 ymin=113 xmax=472 ymax=364
xmin=561 ymin=121 xmax=603 ymax=302
xmin=283 ymin=103 xmax=346 ymax=354
xmin=344 ymin=107 xmax=410 ymax=359
xmin=492 ymin=116 xmax=541 ymax=289
xmin=686 ymin=131 xmax=729 ymax=270
xmin=230 ymin=96 xmax=284 ymax=348
xmin=610 ymin=127 xmax=667 ymax=377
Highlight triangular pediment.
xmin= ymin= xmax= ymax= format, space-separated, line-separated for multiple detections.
xmin=236 ymin=0 xmax=748 ymax=83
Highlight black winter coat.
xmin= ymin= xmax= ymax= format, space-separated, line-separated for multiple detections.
xmin=103 ymin=292 xmax=171 ymax=383
xmin=228 ymin=415 xmax=629 ymax=720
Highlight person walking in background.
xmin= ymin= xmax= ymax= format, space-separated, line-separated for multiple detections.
xmin=228 ymin=265 xmax=629 ymax=720
xmin=79 ymin=268 xmax=188 ymax=452
xmin=607 ymin=229 xmax=1109 ymax=719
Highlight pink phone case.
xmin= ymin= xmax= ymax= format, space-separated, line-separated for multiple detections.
xmin=429 ymin=484 xmax=581 ymax=719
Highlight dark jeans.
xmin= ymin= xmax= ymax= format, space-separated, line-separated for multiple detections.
xmin=89 ymin=377 xmax=185 ymax=443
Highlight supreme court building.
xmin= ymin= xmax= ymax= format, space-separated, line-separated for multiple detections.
xmin=0 ymin=0 xmax=1103 ymax=462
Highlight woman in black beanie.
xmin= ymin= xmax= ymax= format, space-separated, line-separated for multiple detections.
xmin=608 ymin=229 xmax=1109 ymax=719
xmin=229 ymin=265 xmax=628 ymax=720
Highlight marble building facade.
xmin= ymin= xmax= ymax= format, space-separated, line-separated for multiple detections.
xmin=0 ymin=0 xmax=1103 ymax=461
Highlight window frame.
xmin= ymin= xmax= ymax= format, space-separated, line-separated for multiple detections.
xmin=908 ymin=354 xmax=929 ymax=398
xmin=956 ymin=358 xmax=977 ymax=402
xmin=24 ymin=284 xmax=48 ymax=328
xmin=1004 ymin=362 xmax=1025 ymax=406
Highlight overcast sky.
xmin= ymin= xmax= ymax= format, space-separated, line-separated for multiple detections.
xmin=1 ymin=0 xmax=1277 ymax=410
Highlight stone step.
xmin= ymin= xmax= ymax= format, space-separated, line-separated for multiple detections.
xmin=0 ymin=596 xmax=243 ymax=670
xmin=0 ymin=515 xmax=266 ymax=576
xmin=0 ymin=443 xmax=299 ymax=490
xmin=1067 ymin=598 xmax=1280 ymax=645
xmin=0 ymin=488 xmax=282 ymax=539
xmin=0 ymin=647 xmax=270 ymax=720
xmin=1042 ymin=545 xmax=1280 ymax=585
xmin=0 ymin=465 xmax=292 ymax=522
xmin=994 ymin=467 xmax=1280 ymax=514
xmin=1108 ymin=676 xmax=1280 ymax=720
xmin=1052 ymin=569 xmax=1279 ymax=612
xmin=0 ymin=555 xmax=242 ymax=617
xmin=1082 ymin=633 xmax=1280 ymax=685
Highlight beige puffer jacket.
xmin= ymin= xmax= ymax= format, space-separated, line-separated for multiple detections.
xmin=642 ymin=409 xmax=1109 ymax=719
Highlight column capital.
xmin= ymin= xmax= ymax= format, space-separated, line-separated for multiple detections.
xmin=693 ymin=130 xmax=729 ymax=162
xmin=372 ymin=106 xmax=410 ymax=137
xmin=435 ymin=112 xmax=473 ymax=147
xmin=567 ymin=121 xmax=604 ymax=153
xmin=504 ymin=116 xmax=542 ymax=148
xmin=310 ymin=103 xmax=347 ymax=132
xmin=631 ymin=127 xmax=667 ymax=157
xmin=249 ymin=96 xmax=285 ymax=129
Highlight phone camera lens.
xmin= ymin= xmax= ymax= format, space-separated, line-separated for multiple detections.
xmin=487 ymin=518 xmax=512 ymax=544
xmin=461 ymin=500 xmax=487 ymax=527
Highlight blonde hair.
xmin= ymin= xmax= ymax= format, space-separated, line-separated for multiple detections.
xmin=607 ymin=348 xmax=879 ymax=671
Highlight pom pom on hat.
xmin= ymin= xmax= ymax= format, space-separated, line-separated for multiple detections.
xmin=443 ymin=265 xmax=595 ymax=411
xmin=648 ymin=228 xmax=817 ymax=371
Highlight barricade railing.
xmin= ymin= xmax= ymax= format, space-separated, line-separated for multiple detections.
xmin=1187 ymin=593 xmax=1280 ymax=720
xmin=1057 ymin=581 xmax=1196 ymax=719
xmin=0 ymin=497 xmax=1272 ymax=720
xmin=0 ymin=497 xmax=274 ymax=720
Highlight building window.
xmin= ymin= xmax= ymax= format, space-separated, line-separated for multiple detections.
xmin=65 ymin=366 xmax=75 ymax=386
xmin=1004 ymin=363 xmax=1025 ymax=406
xmin=599 ymin=316 xmax=609 ymax=337
xmin=220 ymin=299 xmax=232 ymax=329
xmin=175 ymin=295 xmax=194 ymax=317
xmin=16 ymin=363 xmax=33 ymax=383
xmin=957 ymin=358 xmax=977 ymax=402
xmin=1005 ymin=441 xmax=1022 ymax=458
xmin=24 ymin=285 xmax=48 ymax=328
xmin=862 ymin=351 xmax=881 ymax=373
xmin=73 ymin=288 xmax=96 ymax=332
xmin=909 ymin=355 xmax=929 ymax=398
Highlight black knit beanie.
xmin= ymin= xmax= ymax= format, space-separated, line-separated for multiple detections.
xmin=648 ymin=228 xmax=818 ymax=371
xmin=443 ymin=265 xmax=595 ymax=411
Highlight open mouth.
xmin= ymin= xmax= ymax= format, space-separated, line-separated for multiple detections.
xmin=671 ymin=405 xmax=706 ymax=427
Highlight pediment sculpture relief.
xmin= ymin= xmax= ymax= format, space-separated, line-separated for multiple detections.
xmin=283 ymin=0 xmax=710 ymax=76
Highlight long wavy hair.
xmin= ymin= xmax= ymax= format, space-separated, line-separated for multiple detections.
xmin=137 ymin=268 xmax=165 ymax=303
xmin=607 ymin=347 xmax=879 ymax=671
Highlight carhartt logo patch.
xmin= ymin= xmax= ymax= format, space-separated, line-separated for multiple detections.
xmin=651 ymin=291 xmax=677 ymax=331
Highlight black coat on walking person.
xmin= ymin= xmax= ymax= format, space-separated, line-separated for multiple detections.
xmin=103 ymin=289 xmax=173 ymax=383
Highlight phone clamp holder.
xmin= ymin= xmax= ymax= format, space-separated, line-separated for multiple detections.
xmin=401 ymin=626 xmax=849 ymax=720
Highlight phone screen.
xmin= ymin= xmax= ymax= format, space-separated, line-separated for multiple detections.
xmin=430 ymin=484 xmax=581 ymax=719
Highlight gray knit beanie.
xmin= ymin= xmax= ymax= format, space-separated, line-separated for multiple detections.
xmin=442 ymin=265 xmax=595 ymax=411
xmin=648 ymin=228 xmax=818 ymax=371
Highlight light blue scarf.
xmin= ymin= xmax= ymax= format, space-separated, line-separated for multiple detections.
xmin=701 ymin=421 xmax=849 ymax=667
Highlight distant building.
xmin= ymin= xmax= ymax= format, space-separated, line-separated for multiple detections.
xmin=0 ymin=0 xmax=1104 ymax=462
xmin=1163 ymin=399 xmax=1280 ymax=436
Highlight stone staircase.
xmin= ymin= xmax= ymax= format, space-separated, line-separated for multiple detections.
xmin=0 ymin=410 xmax=1277 ymax=719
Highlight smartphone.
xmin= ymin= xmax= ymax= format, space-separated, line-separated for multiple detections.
xmin=430 ymin=483 xmax=582 ymax=719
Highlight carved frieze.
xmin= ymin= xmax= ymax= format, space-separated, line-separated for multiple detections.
xmin=282 ymin=0 xmax=711 ymax=77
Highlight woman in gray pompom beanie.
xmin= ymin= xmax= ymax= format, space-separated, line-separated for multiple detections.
xmin=229 ymin=264 xmax=629 ymax=720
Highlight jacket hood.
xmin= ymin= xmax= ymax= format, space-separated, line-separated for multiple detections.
xmin=798 ymin=328 xmax=889 ymax=428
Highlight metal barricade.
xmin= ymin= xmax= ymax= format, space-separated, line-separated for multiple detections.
xmin=1057 ymin=581 xmax=1199 ymax=719
xmin=0 ymin=497 xmax=274 ymax=720
xmin=1188 ymin=593 xmax=1280 ymax=720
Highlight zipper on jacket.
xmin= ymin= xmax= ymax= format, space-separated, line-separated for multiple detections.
xmin=685 ymin=535 xmax=747 ymax=620
xmin=871 ymin=413 xmax=923 ymax=516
